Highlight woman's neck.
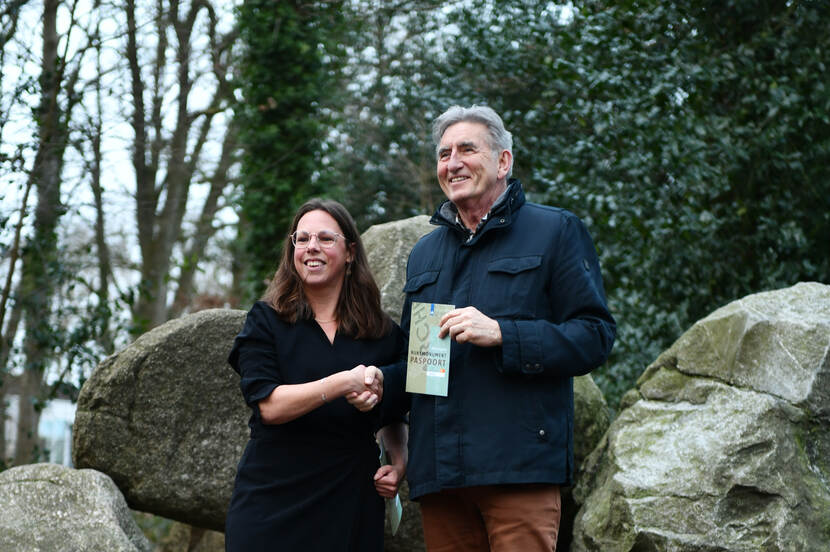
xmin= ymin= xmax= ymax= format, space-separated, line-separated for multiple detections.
xmin=305 ymin=283 xmax=341 ymax=322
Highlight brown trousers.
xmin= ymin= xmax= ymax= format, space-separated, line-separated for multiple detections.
xmin=419 ymin=484 xmax=561 ymax=552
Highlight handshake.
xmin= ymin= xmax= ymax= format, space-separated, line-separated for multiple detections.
xmin=345 ymin=364 xmax=384 ymax=412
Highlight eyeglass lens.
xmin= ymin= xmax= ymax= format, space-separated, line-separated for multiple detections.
xmin=293 ymin=231 xmax=339 ymax=248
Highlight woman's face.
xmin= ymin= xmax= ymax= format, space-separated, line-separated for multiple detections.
xmin=292 ymin=209 xmax=353 ymax=292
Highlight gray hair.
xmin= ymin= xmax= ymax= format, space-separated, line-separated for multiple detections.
xmin=432 ymin=105 xmax=513 ymax=177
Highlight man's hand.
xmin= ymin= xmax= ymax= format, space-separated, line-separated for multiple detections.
xmin=439 ymin=306 xmax=502 ymax=347
xmin=345 ymin=365 xmax=383 ymax=412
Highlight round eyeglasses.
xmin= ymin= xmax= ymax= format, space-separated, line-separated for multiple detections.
xmin=290 ymin=230 xmax=346 ymax=249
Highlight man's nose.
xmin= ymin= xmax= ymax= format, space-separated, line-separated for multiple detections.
xmin=447 ymin=150 xmax=463 ymax=171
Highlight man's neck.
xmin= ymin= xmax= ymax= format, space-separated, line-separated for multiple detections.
xmin=455 ymin=182 xmax=508 ymax=231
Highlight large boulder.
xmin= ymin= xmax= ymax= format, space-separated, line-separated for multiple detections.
xmin=72 ymin=308 xmax=248 ymax=532
xmin=0 ymin=463 xmax=152 ymax=552
xmin=571 ymin=282 xmax=830 ymax=551
xmin=363 ymin=214 xmax=435 ymax=322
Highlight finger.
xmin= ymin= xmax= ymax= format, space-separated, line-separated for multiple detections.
xmin=374 ymin=472 xmax=399 ymax=493
xmin=374 ymin=480 xmax=399 ymax=497
xmin=357 ymin=393 xmax=379 ymax=411
xmin=374 ymin=464 xmax=393 ymax=480
xmin=439 ymin=318 xmax=458 ymax=339
xmin=350 ymin=390 xmax=372 ymax=409
xmin=375 ymin=485 xmax=395 ymax=498
xmin=438 ymin=309 xmax=464 ymax=337
xmin=439 ymin=308 xmax=464 ymax=325
xmin=448 ymin=320 xmax=467 ymax=341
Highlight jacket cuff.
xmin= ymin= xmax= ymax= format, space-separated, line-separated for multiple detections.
xmin=498 ymin=319 xmax=544 ymax=375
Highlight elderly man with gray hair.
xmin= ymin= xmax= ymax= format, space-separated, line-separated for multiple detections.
xmin=398 ymin=104 xmax=616 ymax=551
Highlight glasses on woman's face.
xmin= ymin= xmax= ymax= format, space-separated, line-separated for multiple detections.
xmin=290 ymin=230 xmax=345 ymax=249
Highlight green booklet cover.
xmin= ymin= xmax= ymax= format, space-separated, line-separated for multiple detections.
xmin=406 ymin=302 xmax=454 ymax=396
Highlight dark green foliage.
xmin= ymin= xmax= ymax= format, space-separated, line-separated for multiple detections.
xmin=233 ymin=0 xmax=830 ymax=409
xmin=423 ymin=0 xmax=830 ymax=407
xmin=313 ymin=2 xmax=448 ymax=230
xmin=233 ymin=0 xmax=348 ymax=302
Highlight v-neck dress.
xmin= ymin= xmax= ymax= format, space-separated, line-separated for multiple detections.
xmin=225 ymin=301 xmax=406 ymax=552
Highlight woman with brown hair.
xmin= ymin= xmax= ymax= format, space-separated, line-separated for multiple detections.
xmin=225 ymin=199 xmax=408 ymax=552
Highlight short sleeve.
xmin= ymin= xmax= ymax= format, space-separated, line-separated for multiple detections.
xmin=228 ymin=302 xmax=283 ymax=407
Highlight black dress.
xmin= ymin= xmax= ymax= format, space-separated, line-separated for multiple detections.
xmin=225 ymin=301 xmax=406 ymax=552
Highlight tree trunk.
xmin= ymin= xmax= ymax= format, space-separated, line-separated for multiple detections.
xmin=127 ymin=0 xmax=237 ymax=332
xmin=14 ymin=0 xmax=66 ymax=465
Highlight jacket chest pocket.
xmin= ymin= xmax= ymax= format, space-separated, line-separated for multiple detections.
xmin=482 ymin=255 xmax=544 ymax=317
xmin=403 ymin=269 xmax=441 ymax=302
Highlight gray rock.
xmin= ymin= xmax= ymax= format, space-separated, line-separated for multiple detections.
xmin=363 ymin=214 xmax=435 ymax=323
xmin=0 ymin=463 xmax=152 ymax=552
xmin=559 ymin=374 xmax=612 ymax=551
xmin=72 ymin=308 xmax=248 ymax=532
xmin=572 ymin=282 xmax=830 ymax=551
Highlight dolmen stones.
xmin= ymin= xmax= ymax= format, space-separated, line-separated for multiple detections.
xmin=571 ymin=282 xmax=830 ymax=551
xmin=0 ymin=463 xmax=152 ymax=552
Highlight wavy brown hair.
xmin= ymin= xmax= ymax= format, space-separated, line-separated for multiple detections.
xmin=261 ymin=198 xmax=391 ymax=339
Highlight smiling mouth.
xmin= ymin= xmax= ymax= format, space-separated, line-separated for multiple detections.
xmin=305 ymin=259 xmax=325 ymax=267
xmin=449 ymin=176 xmax=468 ymax=183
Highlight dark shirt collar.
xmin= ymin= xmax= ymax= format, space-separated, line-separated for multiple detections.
xmin=436 ymin=180 xmax=518 ymax=241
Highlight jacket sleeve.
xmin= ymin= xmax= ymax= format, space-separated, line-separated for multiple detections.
xmin=497 ymin=214 xmax=616 ymax=378
xmin=376 ymin=322 xmax=411 ymax=428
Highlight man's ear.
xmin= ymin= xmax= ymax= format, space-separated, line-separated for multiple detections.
xmin=498 ymin=149 xmax=513 ymax=179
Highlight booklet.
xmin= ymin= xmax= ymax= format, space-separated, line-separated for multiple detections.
xmin=405 ymin=302 xmax=454 ymax=396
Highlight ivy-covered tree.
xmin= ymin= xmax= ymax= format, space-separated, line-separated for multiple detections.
xmin=233 ymin=0 xmax=349 ymax=302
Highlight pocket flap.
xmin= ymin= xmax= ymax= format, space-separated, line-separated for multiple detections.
xmin=403 ymin=270 xmax=440 ymax=293
xmin=487 ymin=255 xmax=542 ymax=274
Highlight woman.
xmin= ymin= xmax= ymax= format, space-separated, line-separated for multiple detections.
xmin=225 ymin=199 xmax=408 ymax=551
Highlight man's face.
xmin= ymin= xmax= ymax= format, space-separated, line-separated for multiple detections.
xmin=436 ymin=121 xmax=509 ymax=209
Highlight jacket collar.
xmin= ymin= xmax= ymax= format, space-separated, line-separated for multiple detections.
xmin=430 ymin=178 xmax=526 ymax=243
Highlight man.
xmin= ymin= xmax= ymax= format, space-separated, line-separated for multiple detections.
xmin=399 ymin=105 xmax=616 ymax=551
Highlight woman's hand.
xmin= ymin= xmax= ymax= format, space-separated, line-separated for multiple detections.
xmin=373 ymin=463 xmax=404 ymax=498
xmin=345 ymin=365 xmax=383 ymax=412
xmin=375 ymin=423 xmax=407 ymax=498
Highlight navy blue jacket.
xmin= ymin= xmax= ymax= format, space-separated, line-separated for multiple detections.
xmin=399 ymin=179 xmax=616 ymax=499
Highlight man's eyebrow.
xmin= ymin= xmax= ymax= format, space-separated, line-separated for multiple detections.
xmin=438 ymin=140 xmax=480 ymax=155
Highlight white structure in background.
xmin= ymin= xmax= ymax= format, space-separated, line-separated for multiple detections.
xmin=4 ymin=396 xmax=76 ymax=466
